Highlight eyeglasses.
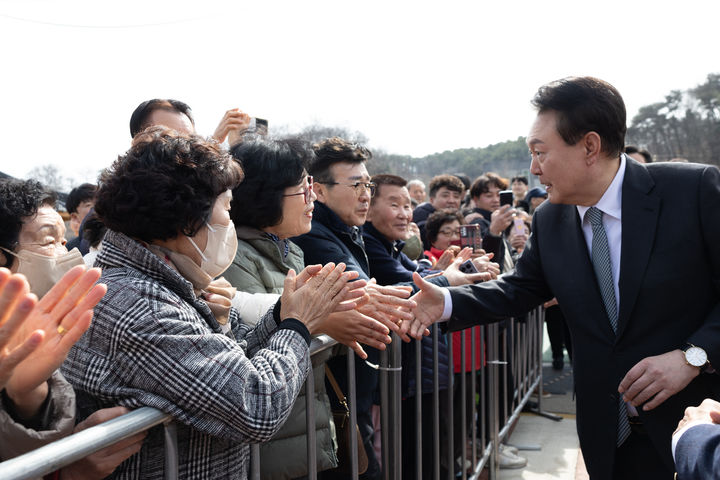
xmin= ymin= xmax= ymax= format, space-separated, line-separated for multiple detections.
xmin=283 ymin=176 xmax=314 ymax=204
xmin=438 ymin=228 xmax=461 ymax=237
xmin=318 ymin=181 xmax=376 ymax=197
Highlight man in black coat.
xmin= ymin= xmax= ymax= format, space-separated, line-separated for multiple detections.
xmin=406 ymin=76 xmax=720 ymax=480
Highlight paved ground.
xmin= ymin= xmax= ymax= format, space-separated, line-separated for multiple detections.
xmin=497 ymin=355 xmax=589 ymax=480
xmin=498 ymin=413 xmax=581 ymax=480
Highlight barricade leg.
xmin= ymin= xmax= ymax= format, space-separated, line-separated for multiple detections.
xmin=347 ymin=349 xmax=360 ymax=480
xmin=305 ymin=367 xmax=317 ymax=479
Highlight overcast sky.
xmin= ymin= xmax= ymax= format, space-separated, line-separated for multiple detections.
xmin=1 ymin=0 xmax=718 ymax=186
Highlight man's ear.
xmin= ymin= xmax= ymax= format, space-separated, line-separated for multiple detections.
xmin=583 ymin=132 xmax=602 ymax=165
xmin=314 ymin=183 xmax=328 ymax=203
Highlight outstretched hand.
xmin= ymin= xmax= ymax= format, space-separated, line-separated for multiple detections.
xmin=355 ymin=280 xmax=416 ymax=338
xmin=442 ymin=248 xmax=493 ymax=286
xmin=402 ymin=272 xmax=445 ymax=340
xmin=319 ymin=309 xmax=392 ymax=359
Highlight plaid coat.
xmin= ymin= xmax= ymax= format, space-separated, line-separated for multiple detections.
xmin=62 ymin=230 xmax=311 ymax=479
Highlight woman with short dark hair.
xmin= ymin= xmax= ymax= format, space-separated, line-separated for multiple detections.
xmin=62 ymin=128 xmax=362 ymax=479
xmin=424 ymin=209 xmax=465 ymax=265
xmin=226 ymin=138 xmax=396 ymax=479
xmin=226 ymin=138 xmax=313 ymax=294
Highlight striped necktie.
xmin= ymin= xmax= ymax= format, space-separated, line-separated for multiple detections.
xmin=586 ymin=206 xmax=631 ymax=446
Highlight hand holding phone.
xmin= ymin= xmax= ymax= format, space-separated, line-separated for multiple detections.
xmin=459 ymin=259 xmax=478 ymax=274
xmin=499 ymin=190 xmax=514 ymax=207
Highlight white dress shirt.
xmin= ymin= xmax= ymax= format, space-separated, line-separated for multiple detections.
xmin=576 ymin=154 xmax=626 ymax=315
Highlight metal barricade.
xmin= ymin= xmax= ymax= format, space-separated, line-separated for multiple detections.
xmin=376 ymin=306 xmax=559 ymax=480
xmin=0 ymin=334 xmax=342 ymax=480
xmin=0 ymin=407 xmax=174 ymax=480
xmin=0 ymin=308 xmax=559 ymax=480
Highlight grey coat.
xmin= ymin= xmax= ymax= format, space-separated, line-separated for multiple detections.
xmin=0 ymin=371 xmax=75 ymax=461
xmin=62 ymin=230 xmax=311 ymax=479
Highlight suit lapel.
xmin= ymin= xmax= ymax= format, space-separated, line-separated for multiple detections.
xmin=616 ymin=160 xmax=660 ymax=338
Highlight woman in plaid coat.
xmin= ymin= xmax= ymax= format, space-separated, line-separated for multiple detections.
xmin=62 ymin=128 xmax=364 ymax=479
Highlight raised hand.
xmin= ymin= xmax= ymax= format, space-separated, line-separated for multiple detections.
xmin=295 ymin=265 xmax=366 ymax=314
xmin=0 ymin=268 xmax=42 ymax=393
xmin=434 ymin=247 xmax=459 ymax=271
xmin=442 ymin=248 xmax=493 ymax=286
xmin=280 ymin=263 xmax=360 ymax=334
xmin=213 ymin=108 xmax=251 ymax=144
xmin=471 ymin=254 xmax=500 ymax=279
xmin=5 ymin=266 xmax=106 ymax=417
xmin=489 ymin=205 xmax=514 ymax=236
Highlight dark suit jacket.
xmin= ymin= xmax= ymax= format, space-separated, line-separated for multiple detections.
xmin=675 ymin=424 xmax=720 ymax=479
xmin=445 ymin=158 xmax=720 ymax=479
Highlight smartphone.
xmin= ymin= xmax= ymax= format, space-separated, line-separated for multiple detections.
xmin=459 ymin=224 xmax=482 ymax=252
xmin=499 ymin=190 xmax=514 ymax=207
xmin=459 ymin=258 xmax=478 ymax=274
xmin=255 ymin=118 xmax=269 ymax=135
xmin=512 ymin=217 xmax=526 ymax=236
xmin=245 ymin=117 xmax=268 ymax=133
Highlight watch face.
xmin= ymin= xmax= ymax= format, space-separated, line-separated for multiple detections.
xmin=685 ymin=346 xmax=708 ymax=367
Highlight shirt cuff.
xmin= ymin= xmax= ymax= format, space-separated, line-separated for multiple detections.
xmin=440 ymin=288 xmax=453 ymax=321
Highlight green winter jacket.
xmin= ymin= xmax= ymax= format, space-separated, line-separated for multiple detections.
xmin=225 ymin=226 xmax=338 ymax=478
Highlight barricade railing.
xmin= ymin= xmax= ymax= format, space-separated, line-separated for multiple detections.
xmin=0 ymin=334 xmax=341 ymax=480
xmin=0 ymin=307 xmax=559 ymax=480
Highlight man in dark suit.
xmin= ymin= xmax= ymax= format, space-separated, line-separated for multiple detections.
xmin=673 ymin=398 xmax=720 ymax=479
xmin=405 ymin=76 xmax=720 ymax=479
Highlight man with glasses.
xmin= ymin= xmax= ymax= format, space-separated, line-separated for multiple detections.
xmin=293 ymin=136 xmax=382 ymax=479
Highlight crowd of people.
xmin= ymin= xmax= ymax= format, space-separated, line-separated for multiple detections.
xmin=0 ymin=76 xmax=718 ymax=480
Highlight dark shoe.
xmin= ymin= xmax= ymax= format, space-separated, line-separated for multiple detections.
xmin=552 ymin=357 xmax=564 ymax=370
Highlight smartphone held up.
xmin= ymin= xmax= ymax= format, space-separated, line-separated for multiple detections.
xmin=460 ymin=224 xmax=482 ymax=252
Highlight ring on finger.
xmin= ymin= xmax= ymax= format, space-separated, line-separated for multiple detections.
xmin=57 ymin=325 xmax=68 ymax=335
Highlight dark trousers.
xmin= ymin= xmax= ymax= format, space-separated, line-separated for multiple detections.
xmin=612 ymin=430 xmax=674 ymax=480
xmin=401 ymin=391 xmax=451 ymax=480
xmin=545 ymin=305 xmax=572 ymax=361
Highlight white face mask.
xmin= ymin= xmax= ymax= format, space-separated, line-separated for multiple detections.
xmin=187 ymin=221 xmax=238 ymax=279
xmin=1 ymin=247 xmax=85 ymax=298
